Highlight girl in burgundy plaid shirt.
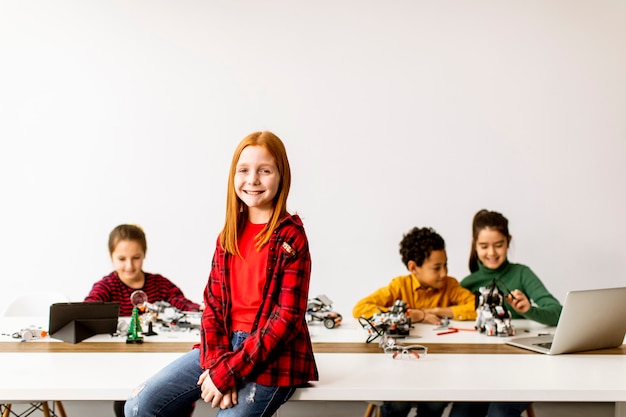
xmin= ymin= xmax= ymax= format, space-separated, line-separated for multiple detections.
xmin=125 ymin=131 xmax=318 ymax=417
xmin=85 ymin=224 xmax=202 ymax=317
xmin=86 ymin=223 xmax=202 ymax=417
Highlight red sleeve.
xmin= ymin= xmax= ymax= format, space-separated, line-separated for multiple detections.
xmin=162 ymin=279 xmax=201 ymax=312
xmin=84 ymin=277 xmax=114 ymax=302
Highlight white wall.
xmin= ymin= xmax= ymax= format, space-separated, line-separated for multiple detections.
xmin=1 ymin=1 xmax=625 ymax=316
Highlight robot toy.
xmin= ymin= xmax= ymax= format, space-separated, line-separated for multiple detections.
xmin=143 ymin=300 xmax=202 ymax=331
xmin=474 ymin=278 xmax=515 ymax=337
xmin=358 ymin=299 xmax=412 ymax=343
xmin=306 ymin=294 xmax=343 ymax=329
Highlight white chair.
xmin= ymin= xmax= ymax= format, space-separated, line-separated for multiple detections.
xmin=1 ymin=291 xmax=70 ymax=318
xmin=1 ymin=291 xmax=70 ymax=417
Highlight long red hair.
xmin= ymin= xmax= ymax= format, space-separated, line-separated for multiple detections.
xmin=220 ymin=131 xmax=291 ymax=256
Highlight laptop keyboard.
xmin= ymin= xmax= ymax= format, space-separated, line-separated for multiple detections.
xmin=534 ymin=342 xmax=553 ymax=349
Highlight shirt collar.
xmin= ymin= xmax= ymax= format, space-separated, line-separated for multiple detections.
xmin=412 ymin=274 xmax=438 ymax=292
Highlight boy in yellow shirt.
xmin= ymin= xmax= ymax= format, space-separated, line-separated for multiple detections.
xmin=353 ymin=226 xmax=476 ymax=324
xmin=352 ymin=226 xmax=476 ymax=417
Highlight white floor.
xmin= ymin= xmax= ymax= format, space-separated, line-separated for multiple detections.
xmin=4 ymin=400 xmax=614 ymax=417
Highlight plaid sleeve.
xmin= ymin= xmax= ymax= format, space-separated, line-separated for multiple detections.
xmin=199 ymin=242 xmax=232 ymax=377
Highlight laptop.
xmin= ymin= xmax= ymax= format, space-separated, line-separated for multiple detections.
xmin=49 ymin=301 xmax=120 ymax=344
xmin=506 ymin=287 xmax=626 ymax=355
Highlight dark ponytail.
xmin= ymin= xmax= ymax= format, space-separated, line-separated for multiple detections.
xmin=468 ymin=209 xmax=510 ymax=272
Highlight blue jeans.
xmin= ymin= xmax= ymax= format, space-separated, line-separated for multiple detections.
xmin=124 ymin=331 xmax=296 ymax=417
xmin=449 ymin=402 xmax=532 ymax=417
xmin=381 ymin=401 xmax=449 ymax=417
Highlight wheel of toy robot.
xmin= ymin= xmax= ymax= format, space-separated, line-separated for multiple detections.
xmin=323 ymin=318 xmax=335 ymax=329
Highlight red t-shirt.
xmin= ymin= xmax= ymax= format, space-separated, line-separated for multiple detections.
xmin=230 ymin=221 xmax=269 ymax=332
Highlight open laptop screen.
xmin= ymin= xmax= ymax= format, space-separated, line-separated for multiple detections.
xmin=506 ymin=287 xmax=626 ymax=354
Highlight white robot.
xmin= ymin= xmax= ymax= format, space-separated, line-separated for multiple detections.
xmin=474 ymin=279 xmax=515 ymax=337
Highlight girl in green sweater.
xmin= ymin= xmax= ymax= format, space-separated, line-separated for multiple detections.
xmin=461 ymin=209 xmax=562 ymax=326
xmin=449 ymin=209 xmax=562 ymax=417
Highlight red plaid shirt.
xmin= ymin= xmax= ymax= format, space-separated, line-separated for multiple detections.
xmin=196 ymin=214 xmax=318 ymax=392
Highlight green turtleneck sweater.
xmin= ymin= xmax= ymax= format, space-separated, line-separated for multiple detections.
xmin=461 ymin=260 xmax=562 ymax=326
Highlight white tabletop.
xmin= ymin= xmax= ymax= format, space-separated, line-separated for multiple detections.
xmin=296 ymin=352 xmax=626 ymax=402
xmin=0 ymin=315 xmax=201 ymax=343
xmin=1 ymin=315 xmax=551 ymax=344
xmin=0 ymin=351 xmax=625 ymax=402
xmin=1 ymin=316 xmax=625 ymax=417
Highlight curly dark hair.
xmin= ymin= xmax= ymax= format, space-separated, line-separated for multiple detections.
xmin=399 ymin=227 xmax=445 ymax=267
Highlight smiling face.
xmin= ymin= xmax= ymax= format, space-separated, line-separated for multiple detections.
xmin=111 ymin=239 xmax=145 ymax=285
xmin=234 ymin=145 xmax=281 ymax=224
xmin=409 ymin=249 xmax=448 ymax=289
xmin=475 ymin=227 xmax=510 ymax=270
